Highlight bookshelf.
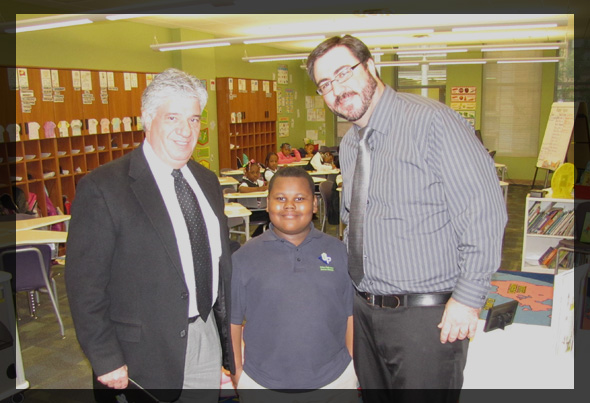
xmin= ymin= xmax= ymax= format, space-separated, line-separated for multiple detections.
xmin=1 ymin=67 xmax=152 ymax=216
xmin=521 ymin=194 xmax=575 ymax=274
xmin=216 ymin=77 xmax=277 ymax=170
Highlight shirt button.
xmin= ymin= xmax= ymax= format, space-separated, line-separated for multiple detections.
xmin=180 ymin=330 xmax=186 ymax=338
xmin=181 ymin=292 xmax=188 ymax=299
xmin=297 ymin=258 xmax=301 ymax=262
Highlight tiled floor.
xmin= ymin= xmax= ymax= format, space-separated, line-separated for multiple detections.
xmin=10 ymin=184 xmax=529 ymax=396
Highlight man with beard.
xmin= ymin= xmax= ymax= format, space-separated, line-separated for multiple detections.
xmin=306 ymin=35 xmax=507 ymax=402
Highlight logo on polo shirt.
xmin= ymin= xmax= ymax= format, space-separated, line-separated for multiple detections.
xmin=318 ymin=253 xmax=334 ymax=271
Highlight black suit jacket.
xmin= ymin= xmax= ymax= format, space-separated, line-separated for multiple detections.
xmin=65 ymin=147 xmax=234 ymax=396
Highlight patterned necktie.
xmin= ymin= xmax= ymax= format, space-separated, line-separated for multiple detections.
xmin=348 ymin=127 xmax=373 ymax=286
xmin=172 ymin=169 xmax=212 ymax=322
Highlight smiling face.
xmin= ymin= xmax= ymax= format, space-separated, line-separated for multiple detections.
xmin=145 ymin=96 xmax=201 ymax=169
xmin=313 ymin=46 xmax=381 ymax=126
xmin=267 ymin=176 xmax=317 ymax=245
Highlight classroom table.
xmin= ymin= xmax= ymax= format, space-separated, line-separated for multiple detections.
xmin=278 ymin=160 xmax=308 ymax=167
xmin=0 ymin=229 xmax=68 ymax=248
xmin=499 ymin=180 xmax=509 ymax=204
xmin=218 ymin=176 xmax=239 ymax=191
xmin=224 ymin=202 xmax=252 ymax=241
xmin=495 ymin=163 xmax=507 ymax=181
xmin=223 ymin=191 xmax=268 ymax=199
xmin=223 ymin=191 xmax=268 ymax=210
xmin=219 ymin=169 xmax=244 ymax=181
xmin=13 ymin=215 xmax=71 ymax=231
xmin=308 ymin=168 xmax=340 ymax=176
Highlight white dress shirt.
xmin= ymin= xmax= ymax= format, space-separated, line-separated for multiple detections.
xmin=143 ymin=141 xmax=221 ymax=317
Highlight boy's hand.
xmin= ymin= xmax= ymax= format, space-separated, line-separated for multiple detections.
xmin=230 ymin=367 xmax=243 ymax=390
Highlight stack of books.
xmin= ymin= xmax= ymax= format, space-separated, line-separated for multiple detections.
xmin=537 ymin=241 xmax=574 ymax=269
xmin=527 ymin=202 xmax=574 ymax=237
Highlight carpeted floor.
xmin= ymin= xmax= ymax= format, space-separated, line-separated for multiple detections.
xmin=8 ymin=184 xmax=529 ymax=400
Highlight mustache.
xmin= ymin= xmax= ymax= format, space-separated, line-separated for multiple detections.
xmin=335 ymin=91 xmax=357 ymax=107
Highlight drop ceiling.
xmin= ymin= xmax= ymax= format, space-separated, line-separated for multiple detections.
xmin=14 ymin=13 xmax=573 ymax=55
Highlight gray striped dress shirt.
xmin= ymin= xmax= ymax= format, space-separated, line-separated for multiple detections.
xmin=340 ymin=85 xmax=507 ymax=308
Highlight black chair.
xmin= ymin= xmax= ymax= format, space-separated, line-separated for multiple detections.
xmin=318 ymin=180 xmax=334 ymax=232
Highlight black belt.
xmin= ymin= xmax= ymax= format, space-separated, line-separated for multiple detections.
xmin=357 ymin=291 xmax=452 ymax=308
xmin=188 ymin=315 xmax=200 ymax=323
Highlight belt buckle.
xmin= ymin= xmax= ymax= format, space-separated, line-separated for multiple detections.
xmin=388 ymin=295 xmax=401 ymax=309
xmin=367 ymin=294 xmax=376 ymax=306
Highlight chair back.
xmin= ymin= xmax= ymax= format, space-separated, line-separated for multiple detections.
xmin=319 ymin=180 xmax=333 ymax=211
xmin=0 ymin=244 xmax=52 ymax=292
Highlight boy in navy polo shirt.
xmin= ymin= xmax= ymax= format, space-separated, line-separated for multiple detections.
xmin=230 ymin=167 xmax=357 ymax=403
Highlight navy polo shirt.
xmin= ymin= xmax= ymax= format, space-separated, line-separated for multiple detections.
xmin=231 ymin=223 xmax=353 ymax=390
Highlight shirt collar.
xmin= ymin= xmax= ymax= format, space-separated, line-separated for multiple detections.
xmin=354 ymin=85 xmax=396 ymax=139
xmin=143 ymin=140 xmax=188 ymax=179
xmin=262 ymin=222 xmax=322 ymax=246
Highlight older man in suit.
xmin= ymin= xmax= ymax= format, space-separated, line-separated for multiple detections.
xmin=66 ymin=68 xmax=234 ymax=403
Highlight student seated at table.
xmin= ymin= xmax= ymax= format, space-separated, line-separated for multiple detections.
xmin=239 ymin=161 xmax=268 ymax=193
xmin=239 ymin=160 xmax=269 ymax=237
xmin=263 ymin=152 xmax=279 ymax=183
xmin=277 ymin=143 xmax=301 ymax=164
xmin=299 ymin=142 xmax=317 ymax=159
xmin=230 ymin=167 xmax=357 ymax=402
xmin=309 ymin=147 xmax=336 ymax=171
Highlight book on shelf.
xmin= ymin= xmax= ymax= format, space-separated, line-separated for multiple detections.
xmin=527 ymin=201 xmax=542 ymax=226
xmin=538 ymin=246 xmax=556 ymax=266
xmin=528 ymin=202 xmax=557 ymax=233
xmin=536 ymin=207 xmax=563 ymax=234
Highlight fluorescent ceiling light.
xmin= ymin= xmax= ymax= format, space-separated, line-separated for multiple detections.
xmin=484 ymin=46 xmax=560 ymax=52
xmin=244 ymin=35 xmax=325 ymax=44
xmin=352 ymin=29 xmax=434 ymax=36
xmin=106 ymin=14 xmax=152 ymax=21
xmin=398 ymin=53 xmax=448 ymax=58
xmin=246 ymin=55 xmax=309 ymax=63
xmin=452 ymin=23 xmax=558 ymax=32
xmin=397 ymin=49 xmax=468 ymax=55
xmin=497 ymin=59 xmax=560 ymax=64
xmin=378 ymin=62 xmax=420 ymax=67
xmin=158 ymin=42 xmax=231 ymax=51
xmin=429 ymin=61 xmax=487 ymax=65
xmin=12 ymin=18 xmax=93 ymax=33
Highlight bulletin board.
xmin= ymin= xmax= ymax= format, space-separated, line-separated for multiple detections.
xmin=536 ymin=102 xmax=576 ymax=170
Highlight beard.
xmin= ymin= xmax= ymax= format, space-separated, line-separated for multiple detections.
xmin=332 ymin=73 xmax=378 ymax=122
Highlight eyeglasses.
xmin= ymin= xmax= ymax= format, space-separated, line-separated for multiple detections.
xmin=316 ymin=62 xmax=362 ymax=96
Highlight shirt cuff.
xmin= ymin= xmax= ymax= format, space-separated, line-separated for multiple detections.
xmin=452 ymin=276 xmax=490 ymax=309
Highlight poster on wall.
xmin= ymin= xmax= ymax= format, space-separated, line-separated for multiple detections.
xmin=450 ymin=86 xmax=477 ymax=127
xmin=278 ymin=64 xmax=289 ymax=84
xmin=278 ymin=117 xmax=289 ymax=138
xmin=194 ymin=147 xmax=210 ymax=169
xmin=198 ymin=128 xmax=209 ymax=146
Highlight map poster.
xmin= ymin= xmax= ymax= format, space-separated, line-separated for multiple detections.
xmin=480 ymin=270 xmax=554 ymax=326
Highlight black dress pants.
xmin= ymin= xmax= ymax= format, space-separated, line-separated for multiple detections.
xmin=353 ymin=292 xmax=468 ymax=403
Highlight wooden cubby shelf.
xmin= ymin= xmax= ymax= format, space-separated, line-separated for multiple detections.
xmin=1 ymin=66 xmax=153 ymax=216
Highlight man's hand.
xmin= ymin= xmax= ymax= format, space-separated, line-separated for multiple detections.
xmin=97 ymin=365 xmax=129 ymax=389
xmin=437 ymin=298 xmax=480 ymax=344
